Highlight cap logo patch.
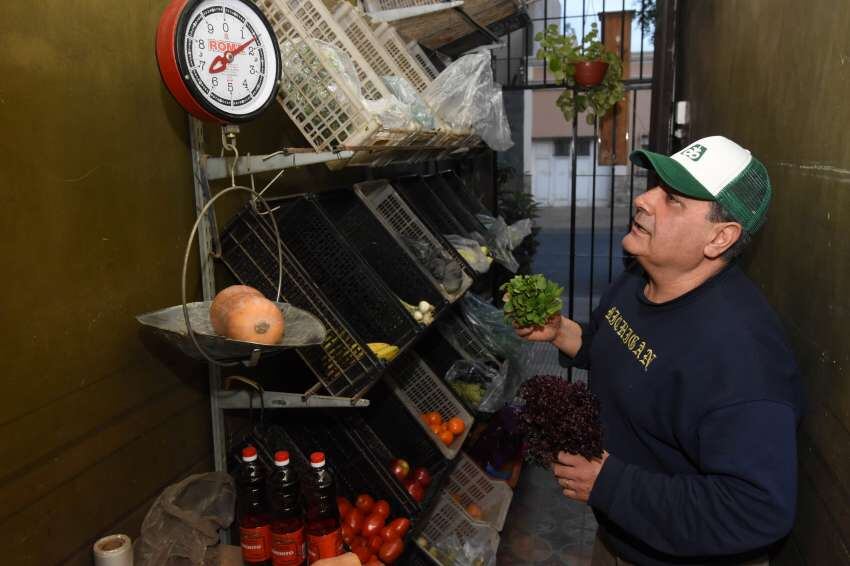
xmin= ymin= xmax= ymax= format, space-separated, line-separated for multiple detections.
xmin=680 ymin=144 xmax=707 ymax=161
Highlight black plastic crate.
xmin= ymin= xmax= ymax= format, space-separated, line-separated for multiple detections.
xmin=282 ymin=411 xmax=420 ymax=520
xmin=362 ymin=380 xmax=454 ymax=509
xmin=440 ymin=169 xmax=491 ymax=217
xmin=219 ymin=205 xmax=380 ymax=397
xmin=314 ymin=190 xmax=448 ymax=317
xmin=415 ymin=328 xmax=467 ymax=382
xmin=270 ymin=195 xmax=420 ymax=347
xmin=423 ymin=174 xmax=488 ymax=238
xmin=392 ymin=175 xmax=471 ymax=239
xmin=353 ymin=180 xmax=475 ymax=302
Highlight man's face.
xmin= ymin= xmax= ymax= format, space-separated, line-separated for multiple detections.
xmin=622 ymin=184 xmax=717 ymax=271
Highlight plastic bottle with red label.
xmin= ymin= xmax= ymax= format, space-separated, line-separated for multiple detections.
xmin=267 ymin=451 xmax=306 ymax=566
xmin=237 ymin=445 xmax=272 ymax=565
xmin=305 ymin=452 xmax=344 ymax=562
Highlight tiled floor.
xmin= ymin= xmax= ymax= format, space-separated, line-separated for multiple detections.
xmin=496 ymin=464 xmax=598 ymax=566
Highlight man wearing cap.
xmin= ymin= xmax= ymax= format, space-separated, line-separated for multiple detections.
xmin=516 ymin=136 xmax=803 ymax=565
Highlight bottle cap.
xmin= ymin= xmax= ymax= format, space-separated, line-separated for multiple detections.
xmin=310 ymin=452 xmax=326 ymax=468
xmin=241 ymin=445 xmax=258 ymax=462
xmin=274 ymin=451 xmax=290 ymax=467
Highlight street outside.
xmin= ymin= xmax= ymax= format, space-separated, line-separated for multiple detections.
xmin=532 ymin=205 xmax=634 ymax=323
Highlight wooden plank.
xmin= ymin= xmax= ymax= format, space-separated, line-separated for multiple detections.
xmin=0 ymin=360 xmax=201 ymax=481
xmin=0 ymin=385 xmax=204 ymax=524
xmin=0 ymin=402 xmax=211 ymax=566
xmin=393 ymin=0 xmax=519 ymax=49
xmin=599 ymin=11 xmax=632 ymax=166
xmin=60 ymin=457 xmax=212 ymax=566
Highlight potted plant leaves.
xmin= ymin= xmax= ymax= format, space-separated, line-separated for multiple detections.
xmin=535 ymin=22 xmax=625 ymax=125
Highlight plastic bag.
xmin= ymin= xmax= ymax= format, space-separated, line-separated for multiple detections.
xmin=507 ymin=218 xmax=532 ymax=250
xmin=134 ymin=472 xmax=236 ymax=566
xmin=363 ymin=95 xmax=416 ymax=129
xmin=460 ymin=294 xmax=536 ymax=400
xmin=422 ymin=532 xmax=497 ymax=566
xmin=446 ymin=359 xmax=507 ymax=413
xmin=483 ymin=217 xmax=519 ymax=273
xmin=446 ymin=235 xmax=492 ymax=274
xmin=383 ymin=76 xmax=436 ymax=129
xmin=401 ymin=235 xmax=464 ymax=294
xmin=422 ymin=52 xmax=513 ymax=151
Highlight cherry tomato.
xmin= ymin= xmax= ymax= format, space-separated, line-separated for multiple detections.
xmin=373 ymin=499 xmax=391 ymax=519
xmin=448 ymin=416 xmax=466 ymax=435
xmin=380 ymin=525 xmax=397 ymax=541
xmin=345 ymin=508 xmax=364 ymax=534
xmin=351 ymin=540 xmax=372 ymax=563
xmin=369 ymin=535 xmax=384 ymax=553
xmin=411 ymin=467 xmax=431 ymax=487
xmin=337 ymin=496 xmax=353 ymax=518
xmin=356 ymin=493 xmax=376 ymax=514
xmin=389 ymin=459 xmax=410 ymax=481
xmin=423 ymin=411 xmax=442 ymax=426
xmin=466 ymin=503 xmax=483 ymax=519
xmin=439 ymin=429 xmax=455 ymax=446
xmin=406 ymin=480 xmax=425 ymax=503
xmin=362 ymin=512 xmax=386 ymax=538
xmin=378 ymin=538 xmax=405 ymax=564
xmin=387 ymin=517 xmax=411 ymax=539
xmin=341 ymin=524 xmax=355 ymax=545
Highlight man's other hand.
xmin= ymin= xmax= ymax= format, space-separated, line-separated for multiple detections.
xmin=552 ymin=451 xmax=608 ymax=503
xmin=311 ymin=553 xmax=362 ymax=566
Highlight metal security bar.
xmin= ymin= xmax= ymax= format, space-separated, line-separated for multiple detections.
xmin=491 ymin=0 xmax=656 ymax=383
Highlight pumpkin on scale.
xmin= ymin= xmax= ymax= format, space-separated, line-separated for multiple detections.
xmin=209 ymin=285 xmax=285 ymax=345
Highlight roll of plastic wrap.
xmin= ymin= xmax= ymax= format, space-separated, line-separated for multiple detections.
xmin=93 ymin=534 xmax=133 ymax=566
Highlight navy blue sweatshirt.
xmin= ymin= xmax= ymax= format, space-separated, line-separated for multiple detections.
xmin=562 ymin=262 xmax=803 ymax=564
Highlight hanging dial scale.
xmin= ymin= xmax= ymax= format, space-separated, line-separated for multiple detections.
xmin=156 ymin=0 xmax=281 ymax=123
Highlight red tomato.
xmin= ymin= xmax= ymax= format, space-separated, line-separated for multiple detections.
xmin=389 ymin=459 xmax=410 ymax=481
xmin=387 ymin=517 xmax=411 ymax=539
xmin=369 ymin=535 xmax=384 ymax=553
xmin=448 ymin=416 xmax=466 ymax=435
xmin=351 ymin=540 xmax=372 ymax=563
xmin=356 ymin=493 xmax=376 ymax=514
xmin=345 ymin=508 xmax=364 ymax=534
xmin=373 ymin=499 xmax=391 ymax=519
xmin=380 ymin=525 xmax=397 ymax=541
xmin=337 ymin=496 xmax=353 ymax=518
xmin=362 ymin=512 xmax=386 ymax=538
xmin=406 ymin=480 xmax=425 ymax=503
xmin=378 ymin=538 xmax=405 ymax=564
xmin=411 ymin=467 xmax=431 ymax=487
xmin=341 ymin=524 xmax=355 ymax=545
xmin=466 ymin=503 xmax=483 ymax=520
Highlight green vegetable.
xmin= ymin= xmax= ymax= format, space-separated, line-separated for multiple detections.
xmin=500 ymin=274 xmax=564 ymax=327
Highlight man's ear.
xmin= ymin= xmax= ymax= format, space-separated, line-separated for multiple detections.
xmin=705 ymin=222 xmax=742 ymax=259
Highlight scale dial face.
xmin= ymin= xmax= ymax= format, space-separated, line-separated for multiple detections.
xmin=157 ymin=0 xmax=281 ymax=123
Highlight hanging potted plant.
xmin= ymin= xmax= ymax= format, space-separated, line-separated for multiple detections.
xmin=535 ymin=23 xmax=625 ymax=125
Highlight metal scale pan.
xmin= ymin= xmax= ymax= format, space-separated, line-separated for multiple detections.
xmin=136 ymin=301 xmax=326 ymax=365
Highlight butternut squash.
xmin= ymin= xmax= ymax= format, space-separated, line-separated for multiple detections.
xmin=224 ymin=294 xmax=285 ymax=344
xmin=210 ymin=285 xmax=262 ymax=335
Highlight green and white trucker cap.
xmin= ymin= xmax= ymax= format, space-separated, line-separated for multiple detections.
xmin=629 ymin=136 xmax=772 ymax=233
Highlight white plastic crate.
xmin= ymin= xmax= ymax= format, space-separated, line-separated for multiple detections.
xmin=284 ymin=0 xmax=391 ymax=102
xmin=416 ymin=492 xmax=500 ymax=566
xmin=257 ymin=0 xmax=381 ymax=153
xmin=332 ymin=3 xmax=407 ymax=85
xmin=407 ymin=40 xmax=441 ymax=80
xmin=354 ymin=180 xmax=473 ymax=302
xmin=443 ymin=452 xmax=513 ymax=531
xmin=384 ymin=351 xmax=474 ymax=459
xmin=375 ymin=24 xmax=433 ymax=93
